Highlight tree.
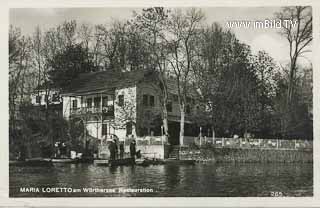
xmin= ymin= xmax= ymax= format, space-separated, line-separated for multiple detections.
xmin=9 ymin=25 xmax=32 ymax=148
xmin=251 ymin=51 xmax=278 ymax=136
xmin=192 ymin=23 xmax=234 ymax=137
xmin=131 ymin=7 xmax=171 ymax=137
xmin=48 ymin=44 xmax=98 ymax=89
xmin=166 ymin=8 xmax=205 ymax=145
xmin=276 ymin=6 xmax=312 ymax=105
xmin=273 ymin=64 xmax=313 ymax=139
xmin=193 ymin=23 xmax=267 ymax=137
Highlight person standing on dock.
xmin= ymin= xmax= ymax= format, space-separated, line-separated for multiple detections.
xmin=114 ymin=139 xmax=118 ymax=160
xmin=130 ymin=140 xmax=136 ymax=159
xmin=119 ymin=141 xmax=124 ymax=159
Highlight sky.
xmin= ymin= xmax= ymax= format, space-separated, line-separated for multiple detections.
xmin=9 ymin=7 xmax=312 ymax=67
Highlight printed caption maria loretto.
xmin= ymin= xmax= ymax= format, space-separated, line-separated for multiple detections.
xmin=19 ymin=187 xmax=154 ymax=193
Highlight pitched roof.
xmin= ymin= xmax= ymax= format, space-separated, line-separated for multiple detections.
xmin=61 ymin=69 xmax=200 ymax=98
xmin=61 ymin=70 xmax=154 ymax=96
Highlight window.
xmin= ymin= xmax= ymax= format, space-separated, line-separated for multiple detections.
xmin=94 ymin=97 xmax=101 ymax=108
xmin=36 ymin=95 xmax=41 ymax=104
xmin=102 ymin=96 xmax=108 ymax=107
xmin=102 ymin=124 xmax=108 ymax=136
xmin=173 ymin=94 xmax=179 ymax=102
xmin=72 ymin=100 xmax=78 ymax=109
xmin=118 ymin=95 xmax=124 ymax=106
xmin=87 ymin=98 xmax=92 ymax=108
xmin=126 ymin=122 xmax=132 ymax=135
xmin=143 ymin=94 xmax=148 ymax=106
xmin=166 ymin=102 xmax=172 ymax=112
xmin=149 ymin=95 xmax=155 ymax=107
xmin=142 ymin=94 xmax=155 ymax=107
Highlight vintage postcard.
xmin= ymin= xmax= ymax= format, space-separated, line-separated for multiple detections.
xmin=2 ymin=0 xmax=320 ymax=207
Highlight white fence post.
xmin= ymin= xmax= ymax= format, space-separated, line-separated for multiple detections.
xmin=212 ymin=129 xmax=215 ymax=146
xmin=259 ymin=139 xmax=262 ymax=148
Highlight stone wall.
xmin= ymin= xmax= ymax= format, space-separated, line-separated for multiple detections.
xmin=98 ymin=144 xmax=168 ymax=159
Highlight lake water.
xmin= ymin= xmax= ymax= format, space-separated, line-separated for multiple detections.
xmin=9 ymin=163 xmax=312 ymax=197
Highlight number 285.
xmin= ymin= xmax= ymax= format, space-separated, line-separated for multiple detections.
xmin=271 ymin=191 xmax=283 ymax=197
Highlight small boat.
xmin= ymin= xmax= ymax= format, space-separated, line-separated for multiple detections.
xmin=135 ymin=158 xmax=150 ymax=166
xmin=10 ymin=158 xmax=53 ymax=167
xmin=94 ymin=158 xmax=136 ymax=167
xmin=164 ymin=159 xmax=196 ymax=165
xmin=135 ymin=158 xmax=166 ymax=166
xmin=77 ymin=157 xmax=94 ymax=163
xmin=94 ymin=159 xmax=109 ymax=166
xmin=109 ymin=158 xmax=135 ymax=167
xmin=51 ymin=158 xmax=78 ymax=163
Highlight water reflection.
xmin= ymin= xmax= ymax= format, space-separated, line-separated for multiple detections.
xmin=9 ymin=163 xmax=312 ymax=197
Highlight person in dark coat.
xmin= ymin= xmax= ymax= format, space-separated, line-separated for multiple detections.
xmin=109 ymin=140 xmax=116 ymax=160
xmin=130 ymin=140 xmax=136 ymax=159
xmin=119 ymin=141 xmax=124 ymax=159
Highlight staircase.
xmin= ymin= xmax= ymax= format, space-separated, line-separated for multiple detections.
xmin=168 ymin=146 xmax=180 ymax=160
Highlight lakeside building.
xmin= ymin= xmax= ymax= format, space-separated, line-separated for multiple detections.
xmin=60 ymin=70 xmax=201 ymax=146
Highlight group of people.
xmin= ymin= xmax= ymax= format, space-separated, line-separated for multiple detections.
xmin=108 ymin=139 xmax=136 ymax=160
xmin=54 ymin=142 xmax=68 ymax=158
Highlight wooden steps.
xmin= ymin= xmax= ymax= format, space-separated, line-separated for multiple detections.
xmin=168 ymin=146 xmax=180 ymax=160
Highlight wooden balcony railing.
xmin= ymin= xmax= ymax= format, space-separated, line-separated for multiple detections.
xmin=70 ymin=106 xmax=114 ymax=117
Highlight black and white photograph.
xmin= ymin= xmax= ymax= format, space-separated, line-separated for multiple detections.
xmin=8 ymin=6 xmax=313 ymax=198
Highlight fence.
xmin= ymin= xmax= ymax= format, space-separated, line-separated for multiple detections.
xmin=126 ymin=136 xmax=167 ymax=146
xmin=102 ymin=135 xmax=312 ymax=151
xmin=192 ymin=137 xmax=312 ymax=150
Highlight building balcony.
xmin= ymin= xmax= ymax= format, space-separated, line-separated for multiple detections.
xmin=70 ymin=106 xmax=114 ymax=119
